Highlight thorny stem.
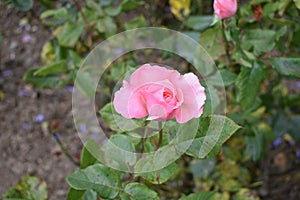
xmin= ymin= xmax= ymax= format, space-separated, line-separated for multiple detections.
xmin=156 ymin=122 xmax=163 ymax=150
xmin=51 ymin=131 xmax=80 ymax=167
xmin=221 ymin=20 xmax=232 ymax=67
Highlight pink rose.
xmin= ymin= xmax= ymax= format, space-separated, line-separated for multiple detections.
xmin=113 ymin=64 xmax=206 ymax=124
xmin=214 ymin=0 xmax=238 ymax=19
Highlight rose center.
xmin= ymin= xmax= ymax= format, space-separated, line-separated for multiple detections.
xmin=163 ymin=89 xmax=174 ymax=103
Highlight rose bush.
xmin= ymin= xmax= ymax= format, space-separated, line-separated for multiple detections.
xmin=113 ymin=64 xmax=206 ymax=123
xmin=213 ymin=0 xmax=238 ymax=19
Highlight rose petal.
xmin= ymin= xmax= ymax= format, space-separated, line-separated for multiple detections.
xmin=113 ymin=81 xmax=148 ymax=118
xmin=173 ymin=73 xmax=205 ymax=123
xmin=129 ymin=64 xmax=181 ymax=87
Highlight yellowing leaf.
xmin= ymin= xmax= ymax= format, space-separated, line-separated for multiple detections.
xmin=169 ymin=0 xmax=191 ymax=20
xmin=41 ymin=41 xmax=55 ymax=65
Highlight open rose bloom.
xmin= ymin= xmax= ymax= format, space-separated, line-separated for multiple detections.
xmin=113 ymin=64 xmax=206 ymax=124
xmin=214 ymin=0 xmax=238 ymax=19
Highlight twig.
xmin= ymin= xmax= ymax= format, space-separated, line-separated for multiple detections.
xmin=73 ymin=0 xmax=93 ymax=50
xmin=140 ymin=126 xmax=148 ymax=154
xmin=156 ymin=122 xmax=163 ymax=150
xmin=52 ymin=132 xmax=80 ymax=166
xmin=221 ymin=20 xmax=232 ymax=67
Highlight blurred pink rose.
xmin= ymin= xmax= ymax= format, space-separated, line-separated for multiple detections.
xmin=214 ymin=0 xmax=238 ymax=19
xmin=113 ymin=64 xmax=206 ymax=124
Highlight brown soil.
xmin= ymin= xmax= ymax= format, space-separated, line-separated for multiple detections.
xmin=0 ymin=5 xmax=82 ymax=200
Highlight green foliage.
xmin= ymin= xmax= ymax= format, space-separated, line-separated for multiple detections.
xmin=80 ymin=139 xmax=102 ymax=169
xmin=180 ymin=191 xmax=215 ymax=200
xmin=124 ymin=16 xmax=147 ymax=30
xmin=3 ymin=174 xmax=47 ymax=200
xmin=137 ymin=162 xmax=179 ymax=184
xmin=270 ymin=58 xmax=300 ymax=78
xmin=67 ymin=164 xmax=121 ymax=199
xmin=57 ymin=23 xmax=85 ymax=47
xmin=187 ymin=115 xmax=241 ymax=159
xmin=10 ymin=0 xmax=33 ymax=11
xmin=199 ymin=24 xmax=225 ymax=59
xmin=186 ymin=16 xmax=213 ymax=31
xmin=121 ymin=183 xmax=159 ymax=200
xmin=236 ymin=62 xmax=265 ymax=111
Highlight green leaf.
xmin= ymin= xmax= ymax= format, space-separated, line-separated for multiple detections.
xmin=79 ymin=7 xmax=99 ymax=24
xmin=289 ymin=115 xmax=300 ymax=142
xmin=75 ymin=71 xmax=96 ymax=99
xmin=186 ymin=15 xmax=213 ymax=31
xmin=67 ymin=188 xmax=98 ymax=200
xmin=96 ymin=16 xmax=117 ymax=37
xmin=33 ymin=60 xmax=68 ymax=76
xmin=236 ymin=62 xmax=265 ymax=110
xmin=3 ymin=174 xmax=47 ymax=200
xmin=182 ymin=31 xmax=200 ymax=42
xmin=57 ymin=22 xmax=84 ymax=47
xmin=23 ymin=68 xmax=69 ymax=89
xmin=190 ymin=158 xmax=216 ymax=178
xmin=82 ymin=190 xmax=97 ymax=200
xmin=202 ymin=85 xmax=220 ymax=115
xmin=199 ymin=26 xmax=225 ymax=59
xmin=105 ymin=6 xmax=122 ymax=16
xmin=245 ymin=133 xmax=264 ymax=161
xmin=241 ymin=29 xmax=276 ymax=56
xmin=187 ymin=115 xmax=241 ymax=159
xmin=40 ymin=7 xmax=72 ymax=23
xmin=294 ymin=0 xmax=300 ymax=9
xmin=66 ymin=164 xmax=121 ymax=199
xmin=180 ymin=191 xmax=215 ymax=200
xmin=138 ymin=162 xmax=178 ymax=184
xmin=121 ymin=183 xmax=159 ymax=200
xmin=270 ymin=58 xmax=300 ymax=78
xmin=67 ymin=188 xmax=85 ymax=200
xmin=121 ymin=0 xmax=144 ymax=12
xmin=124 ymin=16 xmax=147 ymax=30
xmin=102 ymin=134 xmax=136 ymax=171
xmin=99 ymin=103 xmax=141 ymax=132
xmin=81 ymin=139 xmax=102 ymax=169
xmin=211 ymin=69 xmax=237 ymax=87
xmin=11 ymin=0 xmax=33 ymax=11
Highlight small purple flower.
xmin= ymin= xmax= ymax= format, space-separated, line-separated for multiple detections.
xmin=36 ymin=114 xmax=44 ymax=123
xmin=66 ymin=85 xmax=74 ymax=93
xmin=21 ymin=34 xmax=31 ymax=43
xmin=272 ymin=137 xmax=282 ymax=147
xmin=2 ymin=70 xmax=12 ymax=77
xmin=25 ymin=25 xmax=31 ymax=31
xmin=18 ymin=89 xmax=30 ymax=96
xmin=296 ymin=81 xmax=300 ymax=88
xmin=79 ymin=124 xmax=87 ymax=133
xmin=22 ymin=122 xmax=29 ymax=130
xmin=296 ymin=149 xmax=300 ymax=159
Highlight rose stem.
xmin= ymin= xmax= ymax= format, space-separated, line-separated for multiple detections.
xmin=156 ymin=121 xmax=163 ymax=150
xmin=221 ymin=19 xmax=232 ymax=67
xmin=50 ymin=129 xmax=80 ymax=167
xmin=140 ymin=126 xmax=148 ymax=154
